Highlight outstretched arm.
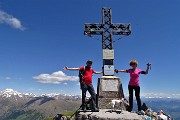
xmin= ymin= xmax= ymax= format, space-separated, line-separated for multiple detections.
xmin=114 ymin=69 xmax=128 ymax=73
xmin=94 ymin=71 xmax=103 ymax=74
xmin=64 ymin=66 xmax=80 ymax=71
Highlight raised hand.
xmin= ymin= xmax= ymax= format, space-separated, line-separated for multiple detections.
xmin=147 ymin=63 xmax=151 ymax=67
xmin=64 ymin=66 xmax=68 ymax=70
xmin=147 ymin=63 xmax=151 ymax=70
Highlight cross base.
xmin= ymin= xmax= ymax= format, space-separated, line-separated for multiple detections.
xmin=97 ymin=76 xmax=124 ymax=109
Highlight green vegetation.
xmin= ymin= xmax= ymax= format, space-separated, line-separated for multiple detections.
xmin=44 ymin=116 xmax=54 ymax=120
xmin=1 ymin=110 xmax=45 ymax=120
xmin=0 ymin=96 xmax=81 ymax=120
xmin=63 ymin=111 xmax=74 ymax=117
xmin=0 ymin=106 xmax=76 ymax=120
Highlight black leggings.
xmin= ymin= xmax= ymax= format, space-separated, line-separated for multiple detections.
xmin=128 ymin=85 xmax=141 ymax=112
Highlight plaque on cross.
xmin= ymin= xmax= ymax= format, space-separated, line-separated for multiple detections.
xmin=84 ymin=7 xmax=131 ymax=76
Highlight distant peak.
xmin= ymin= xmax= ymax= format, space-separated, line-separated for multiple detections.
xmin=0 ymin=88 xmax=82 ymax=99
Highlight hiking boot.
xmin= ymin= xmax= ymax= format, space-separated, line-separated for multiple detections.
xmin=91 ymin=108 xmax=99 ymax=112
xmin=127 ymin=108 xmax=132 ymax=112
xmin=81 ymin=107 xmax=87 ymax=112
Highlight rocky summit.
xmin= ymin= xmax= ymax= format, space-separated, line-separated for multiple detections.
xmin=76 ymin=109 xmax=145 ymax=120
xmin=73 ymin=97 xmax=176 ymax=120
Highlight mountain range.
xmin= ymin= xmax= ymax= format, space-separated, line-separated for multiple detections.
xmin=0 ymin=89 xmax=179 ymax=120
xmin=0 ymin=89 xmax=81 ymax=120
xmin=0 ymin=89 xmax=82 ymax=99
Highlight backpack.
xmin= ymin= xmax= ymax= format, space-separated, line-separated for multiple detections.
xmin=79 ymin=66 xmax=87 ymax=89
xmin=53 ymin=114 xmax=63 ymax=120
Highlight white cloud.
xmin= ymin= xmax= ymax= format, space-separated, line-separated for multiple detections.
xmin=33 ymin=71 xmax=79 ymax=84
xmin=0 ymin=76 xmax=23 ymax=80
xmin=5 ymin=77 xmax=11 ymax=80
xmin=28 ymin=88 xmax=41 ymax=91
xmin=0 ymin=10 xmax=25 ymax=30
xmin=63 ymin=82 xmax=68 ymax=86
xmin=0 ymin=76 xmax=12 ymax=80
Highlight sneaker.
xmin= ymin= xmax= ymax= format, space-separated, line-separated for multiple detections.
xmin=137 ymin=111 xmax=144 ymax=115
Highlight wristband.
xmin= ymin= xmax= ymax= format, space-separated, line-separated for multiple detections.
xmin=115 ymin=69 xmax=118 ymax=73
xmin=147 ymin=66 xmax=151 ymax=70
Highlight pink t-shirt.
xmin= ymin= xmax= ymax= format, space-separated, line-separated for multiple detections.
xmin=127 ymin=68 xmax=145 ymax=86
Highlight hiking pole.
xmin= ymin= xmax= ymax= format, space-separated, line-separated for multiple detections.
xmin=70 ymin=105 xmax=83 ymax=119
xmin=70 ymin=97 xmax=92 ymax=119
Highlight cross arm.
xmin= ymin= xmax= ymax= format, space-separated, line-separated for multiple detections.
xmin=84 ymin=23 xmax=104 ymax=35
xmin=110 ymin=23 xmax=131 ymax=35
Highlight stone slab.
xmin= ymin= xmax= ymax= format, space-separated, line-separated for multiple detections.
xmin=101 ymin=79 xmax=119 ymax=91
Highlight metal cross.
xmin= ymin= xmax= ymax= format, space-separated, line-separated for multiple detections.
xmin=84 ymin=7 xmax=131 ymax=76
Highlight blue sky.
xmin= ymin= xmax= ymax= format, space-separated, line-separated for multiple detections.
xmin=0 ymin=0 xmax=180 ymax=96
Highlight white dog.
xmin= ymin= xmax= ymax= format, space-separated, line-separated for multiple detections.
xmin=110 ymin=98 xmax=129 ymax=111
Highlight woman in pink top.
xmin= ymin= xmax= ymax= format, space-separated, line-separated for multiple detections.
xmin=115 ymin=60 xmax=151 ymax=112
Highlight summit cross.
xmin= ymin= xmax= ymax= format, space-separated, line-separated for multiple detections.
xmin=84 ymin=7 xmax=131 ymax=76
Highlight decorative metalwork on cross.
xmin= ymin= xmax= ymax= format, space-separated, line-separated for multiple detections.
xmin=84 ymin=7 xmax=131 ymax=76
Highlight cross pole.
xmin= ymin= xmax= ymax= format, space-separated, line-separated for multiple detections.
xmin=84 ymin=7 xmax=131 ymax=76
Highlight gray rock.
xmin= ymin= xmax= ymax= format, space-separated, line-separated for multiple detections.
xmin=75 ymin=109 xmax=146 ymax=120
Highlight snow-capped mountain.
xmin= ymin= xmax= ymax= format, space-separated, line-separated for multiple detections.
xmin=0 ymin=89 xmax=25 ymax=98
xmin=1 ymin=88 xmax=179 ymax=100
xmin=0 ymin=89 xmax=81 ymax=100
xmin=0 ymin=89 xmax=50 ymax=98
xmin=123 ymin=92 xmax=180 ymax=99
xmin=140 ymin=93 xmax=180 ymax=99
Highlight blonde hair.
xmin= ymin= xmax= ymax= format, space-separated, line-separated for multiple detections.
xmin=129 ymin=60 xmax=138 ymax=66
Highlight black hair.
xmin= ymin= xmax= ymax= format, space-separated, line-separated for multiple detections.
xmin=87 ymin=60 xmax=93 ymax=64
